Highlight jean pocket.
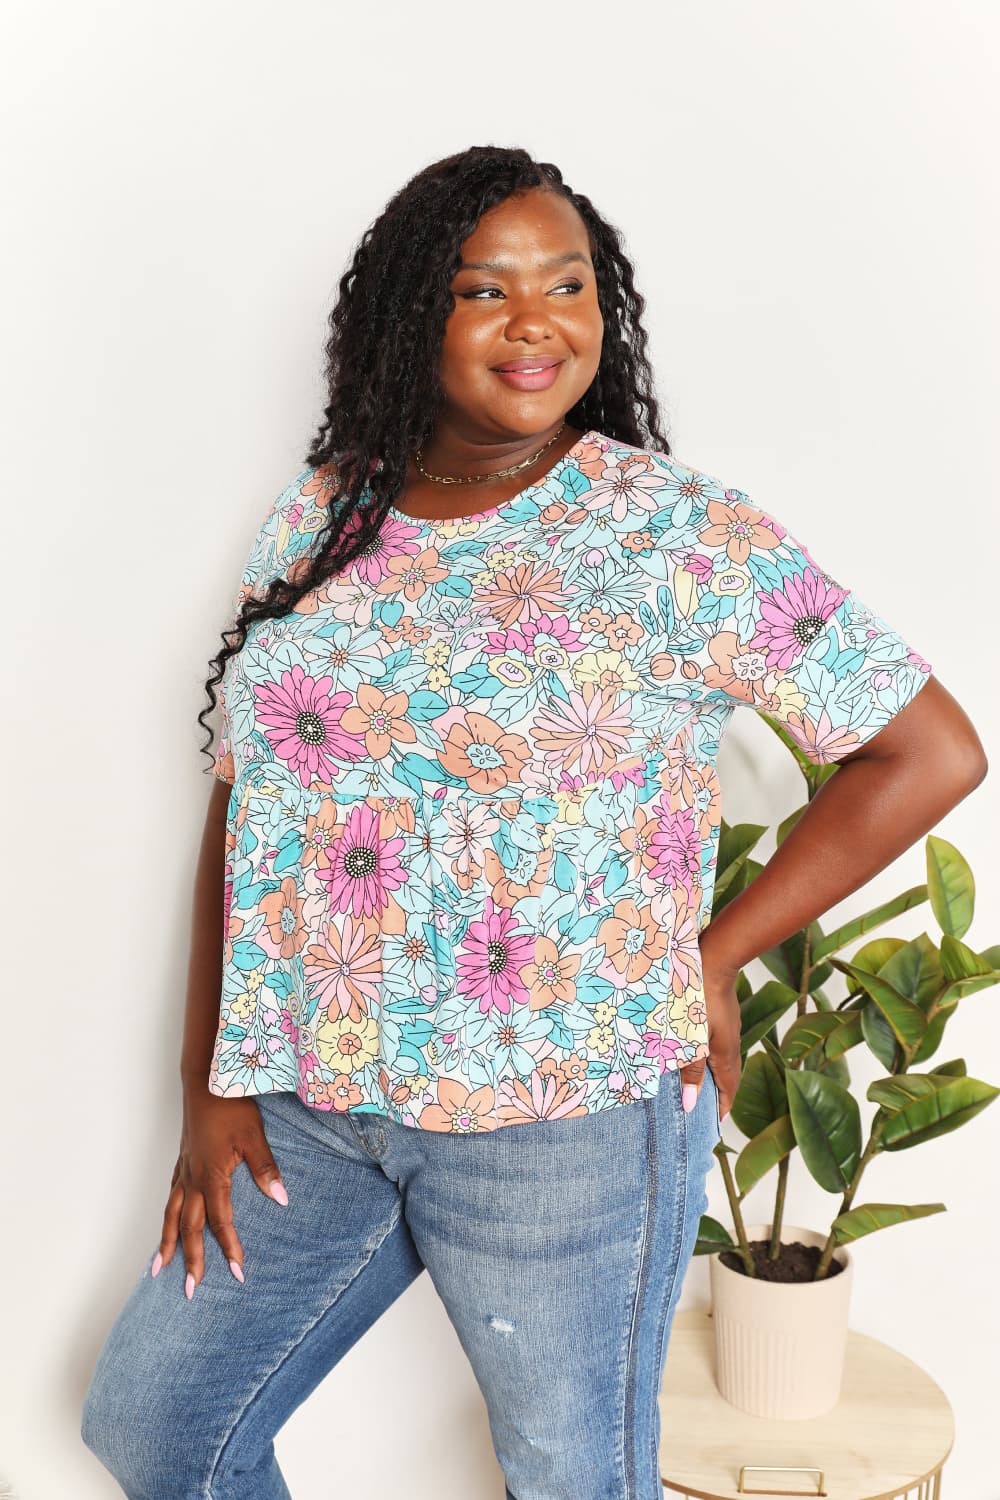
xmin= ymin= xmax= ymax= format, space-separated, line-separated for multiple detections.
xmin=704 ymin=1060 xmax=723 ymax=1141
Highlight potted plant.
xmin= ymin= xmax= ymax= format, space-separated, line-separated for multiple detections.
xmin=694 ymin=723 xmax=999 ymax=1420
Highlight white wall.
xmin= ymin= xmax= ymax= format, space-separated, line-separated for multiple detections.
xmin=3 ymin=1 xmax=997 ymax=1496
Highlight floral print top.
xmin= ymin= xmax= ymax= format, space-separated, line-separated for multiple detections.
xmin=208 ymin=429 xmax=931 ymax=1132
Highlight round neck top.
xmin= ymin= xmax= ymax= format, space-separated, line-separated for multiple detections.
xmin=208 ymin=431 xmax=932 ymax=1130
xmin=387 ymin=428 xmax=599 ymax=528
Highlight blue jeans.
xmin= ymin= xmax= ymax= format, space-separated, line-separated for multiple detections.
xmin=81 ymin=1063 xmax=721 ymax=1500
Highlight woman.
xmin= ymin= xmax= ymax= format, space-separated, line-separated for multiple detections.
xmin=81 ymin=146 xmax=987 ymax=1500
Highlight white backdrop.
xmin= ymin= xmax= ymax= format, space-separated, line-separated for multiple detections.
xmin=3 ymin=1 xmax=997 ymax=1496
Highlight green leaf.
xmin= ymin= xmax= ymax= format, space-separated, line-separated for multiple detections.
xmin=786 ymin=1069 xmax=862 ymax=1193
xmin=693 ymin=1214 xmax=735 ymax=1256
xmin=781 ymin=1011 xmax=863 ymax=1068
xmin=731 ymin=1051 xmax=788 ymax=1138
xmin=911 ymin=1009 xmax=951 ymax=1065
xmin=939 ymin=934 xmax=997 ymax=984
xmin=831 ymin=1202 xmax=946 ymax=1244
xmin=811 ymin=886 xmax=929 ymax=962
xmin=828 ymin=958 xmax=927 ymax=1048
xmin=869 ymin=1073 xmax=1000 ymax=1149
xmin=929 ymin=1058 xmax=967 ymax=1077
xmin=734 ymin=1115 xmax=796 ymax=1196
xmin=860 ymin=998 xmax=901 ymax=1071
xmin=851 ymin=936 xmax=907 ymax=973
xmin=879 ymin=933 xmax=945 ymax=1013
xmin=926 ymin=834 xmax=975 ymax=939
xmin=713 ymin=822 xmax=768 ymax=901
xmin=819 ymin=1053 xmax=852 ymax=1086
xmin=739 ymin=981 xmax=800 ymax=1055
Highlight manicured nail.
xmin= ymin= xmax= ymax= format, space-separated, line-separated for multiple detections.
xmin=151 ymin=1252 xmax=162 ymax=1278
xmin=269 ymin=1180 xmax=289 ymax=1206
xmin=185 ymin=1272 xmax=195 ymax=1300
xmin=229 ymin=1259 xmax=245 ymax=1283
xmin=682 ymin=1083 xmax=698 ymax=1113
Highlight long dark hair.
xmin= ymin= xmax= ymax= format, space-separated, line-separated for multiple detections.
xmin=198 ymin=144 xmax=672 ymax=770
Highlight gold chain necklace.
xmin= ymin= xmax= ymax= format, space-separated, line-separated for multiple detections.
xmin=414 ymin=422 xmax=566 ymax=485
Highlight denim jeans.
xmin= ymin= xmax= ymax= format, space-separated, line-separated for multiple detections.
xmin=81 ymin=1062 xmax=721 ymax=1500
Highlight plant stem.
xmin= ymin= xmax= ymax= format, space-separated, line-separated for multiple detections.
xmin=716 ymin=1143 xmax=756 ymax=1276
xmin=769 ymin=1155 xmax=789 ymax=1259
xmin=814 ymin=1114 xmax=887 ymax=1279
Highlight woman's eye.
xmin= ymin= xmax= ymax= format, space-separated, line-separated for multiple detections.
xmin=460 ymin=281 xmax=584 ymax=300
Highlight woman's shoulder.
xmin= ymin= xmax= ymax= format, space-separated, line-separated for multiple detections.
xmin=578 ymin=430 xmax=750 ymax=535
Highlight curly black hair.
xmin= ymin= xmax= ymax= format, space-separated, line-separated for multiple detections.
xmin=198 ymin=144 xmax=673 ymax=771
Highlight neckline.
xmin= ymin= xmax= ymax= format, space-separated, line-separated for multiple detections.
xmin=386 ymin=428 xmax=600 ymax=529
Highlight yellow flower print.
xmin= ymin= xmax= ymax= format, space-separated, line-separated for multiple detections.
xmin=770 ymin=674 xmax=809 ymax=717
xmin=314 ymin=1012 xmax=381 ymax=1073
xmin=485 ymin=655 xmax=534 ymax=691
xmin=552 ymin=788 xmax=594 ymax=826
xmin=246 ymin=969 xmax=265 ymax=994
xmin=586 ymin=1022 xmax=616 ymax=1052
xmin=667 ymin=983 xmax=709 ymax=1043
xmin=572 ymin=650 xmax=642 ymax=694
xmin=423 ymin=640 xmax=450 ymax=666
xmin=427 ymin=665 xmax=452 ymax=691
xmin=230 ymin=990 xmax=256 ymax=1021
xmin=593 ymin=1001 xmax=618 ymax=1026
xmin=707 ymin=564 xmax=752 ymax=599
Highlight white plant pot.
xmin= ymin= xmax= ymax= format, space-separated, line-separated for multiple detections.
xmin=708 ymin=1222 xmax=853 ymax=1420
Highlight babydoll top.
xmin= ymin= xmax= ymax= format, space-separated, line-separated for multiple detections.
xmin=208 ymin=429 xmax=931 ymax=1132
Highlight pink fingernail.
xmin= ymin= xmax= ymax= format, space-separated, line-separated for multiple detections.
xmin=682 ymin=1083 xmax=698 ymax=1113
xmin=229 ymin=1259 xmax=245 ymax=1283
xmin=151 ymin=1252 xmax=162 ymax=1278
xmin=185 ymin=1272 xmax=195 ymax=1300
xmin=269 ymin=1180 xmax=289 ymax=1206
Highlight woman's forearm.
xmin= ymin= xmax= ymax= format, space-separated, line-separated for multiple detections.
xmin=179 ymin=777 xmax=231 ymax=1086
xmin=699 ymin=695 xmax=988 ymax=978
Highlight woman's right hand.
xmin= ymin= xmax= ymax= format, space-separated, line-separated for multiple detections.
xmin=152 ymin=1086 xmax=289 ymax=1298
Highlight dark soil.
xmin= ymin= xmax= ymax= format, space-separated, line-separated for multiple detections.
xmin=719 ymin=1237 xmax=845 ymax=1282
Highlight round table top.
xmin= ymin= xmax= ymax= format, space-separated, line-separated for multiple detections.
xmin=657 ymin=1308 xmax=954 ymax=1500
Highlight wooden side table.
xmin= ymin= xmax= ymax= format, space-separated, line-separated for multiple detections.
xmin=657 ymin=1308 xmax=954 ymax=1499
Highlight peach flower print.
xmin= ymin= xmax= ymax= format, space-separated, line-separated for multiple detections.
xmin=598 ymin=898 xmax=670 ymax=987
xmin=259 ymin=877 xmax=308 ymax=961
xmin=701 ymin=630 xmax=770 ymax=706
xmin=340 ymin=684 xmax=417 ymax=759
xmin=304 ymin=914 xmax=383 ymax=1022
xmin=418 ymin=1077 xmax=500 ymax=1133
xmin=517 ymin=935 xmax=582 ymax=1011
xmin=697 ymin=494 xmax=785 ymax=565
xmin=375 ymin=546 xmax=448 ymax=601
xmin=474 ymin=561 xmax=569 ymax=627
xmin=437 ymin=711 xmax=531 ymax=793
xmin=496 ymin=1071 xmax=589 ymax=1124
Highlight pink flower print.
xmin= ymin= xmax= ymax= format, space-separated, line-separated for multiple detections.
xmin=351 ymin=514 xmax=425 ymax=588
xmin=253 ymin=665 xmax=362 ymax=788
xmin=457 ymin=898 xmax=536 ymax=1016
xmin=749 ymin=569 xmax=848 ymax=671
xmin=585 ymin=455 xmax=666 ymax=523
xmin=648 ymin=802 xmax=700 ymax=901
xmin=642 ymin=1032 xmax=687 ymax=1072
xmin=506 ymin=614 xmax=585 ymax=664
xmin=533 ymin=682 xmax=633 ymax=782
xmin=315 ymin=802 xmax=408 ymax=919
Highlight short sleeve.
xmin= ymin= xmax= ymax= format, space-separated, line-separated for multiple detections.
xmin=211 ymin=466 xmax=327 ymax=783
xmin=680 ymin=484 xmax=933 ymax=764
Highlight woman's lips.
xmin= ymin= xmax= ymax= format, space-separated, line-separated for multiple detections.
xmin=491 ymin=360 xmax=564 ymax=391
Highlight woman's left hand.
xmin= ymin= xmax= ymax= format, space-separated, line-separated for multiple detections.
xmin=677 ymin=951 xmax=743 ymax=1120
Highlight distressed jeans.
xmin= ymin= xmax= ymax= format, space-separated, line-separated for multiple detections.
xmin=81 ymin=1063 xmax=721 ymax=1500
